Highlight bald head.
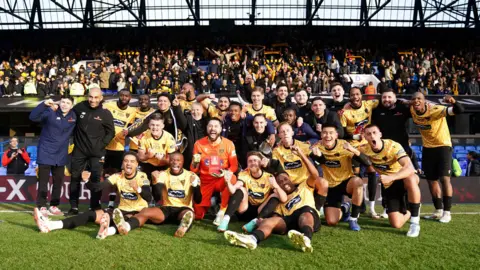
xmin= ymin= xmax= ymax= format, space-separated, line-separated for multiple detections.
xmin=88 ymin=87 xmax=103 ymax=108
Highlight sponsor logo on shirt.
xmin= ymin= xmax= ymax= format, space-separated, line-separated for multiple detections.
xmin=248 ymin=190 xmax=265 ymax=199
xmin=121 ymin=191 xmax=138 ymax=200
xmin=325 ymin=160 xmax=341 ymax=168
xmin=284 ymin=160 xmax=302 ymax=170
xmin=373 ymin=163 xmax=390 ymax=171
xmin=168 ymin=189 xmax=186 ymax=198
xmin=286 ymin=195 xmax=302 ymax=210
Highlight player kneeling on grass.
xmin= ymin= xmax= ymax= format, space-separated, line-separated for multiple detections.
xmin=360 ymin=124 xmax=421 ymax=237
xmin=224 ymin=145 xmax=327 ymax=253
xmin=310 ymin=124 xmax=370 ymax=231
xmin=112 ymin=152 xmax=202 ymax=238
xmin=34 ymin=152 xmax=151 ymax=239
xmin=217 ymin=152 xmax=288 ymax=232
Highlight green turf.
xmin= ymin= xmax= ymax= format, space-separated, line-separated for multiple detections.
xmin=0 ymin=204 xmax=479 ymax=270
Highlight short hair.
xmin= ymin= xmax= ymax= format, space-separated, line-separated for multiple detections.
xmin=119 ymin=89 xmax=131 ymax=94
xmin=208 ymin=117 xmax=223 ymax=126
xmin=283 ymin=107 xmax=297 ymax=115
xmin=251 ymin=86 xmax=264 ymax=95
xmin=277 ymin=121 xmax=292 ymax=132
xmin=330 ymin=82 xmax=343 ymax=91
xmin=311 ymin=97 xmax=324 ymax=104
xmin=276 ymin=83 xmax=288 ymax=90
xmin=123 ymin=151 xmax=139 ymax=163
xmin=322 ymin=124 xmax=338 ymax=130
xmin=149 ymin=113 xmax=164 ymax=123
xmin=218 ymin=95 xmax=231 ymax=103
xmin=468 ymin=151 xmax=478 ymax=159
xmin=364 ymin=124 xmax=380 ymax=131
xmin=229 ymin=101 xmax=242 ymax=109
xmin=252 ymin=113 xmax=267 ymax=121
xmin=246 ymin=151 xmax=263 ymax=160
xmin=157 ymin=92 xmax=173 ymax=101
xmin=382 ymin=88 xmax=396 ymax=95
xmin=295 ymin=88 xmax=308 ymax=95
xmin=60 ymin=95 xmax=74 ymax=103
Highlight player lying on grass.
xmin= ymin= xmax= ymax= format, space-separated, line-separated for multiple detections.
xmin=216 ymin=151 xmax=288 ymax=232
xmin=360 ymin=124 xmax=421 ymax=237
xmin=111 ymin=152 xmax=202 ymax=238
xmin=33 ymin=152 xmax=151 ymax=239
xmin=224 ymin=144 xmax=327 ymax=253
xmin=309 ymin=124 xmax=370 ymax=231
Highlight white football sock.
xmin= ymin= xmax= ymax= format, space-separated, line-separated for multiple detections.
xmin=222 ymin=215 xmax=231 ymax=223
xmin=369 ymin=201 xmax=375 ymax=212
xmin=49 ymin=220 xmax=63 ymax=231
xmin=410 ymin=216 xmax=420 ymax=225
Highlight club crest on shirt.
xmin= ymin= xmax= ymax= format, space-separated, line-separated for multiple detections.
xmin=286 ymin=195 xmax=302 ymax=210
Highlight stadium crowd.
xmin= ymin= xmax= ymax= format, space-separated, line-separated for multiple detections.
xmin=0 ymin=45 xmax=479 ymax=97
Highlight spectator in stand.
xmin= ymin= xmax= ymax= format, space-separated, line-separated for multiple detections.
xmin=99 ymin=67 xmax=110 ymax=91
xmin=466 ymin=151 xmax=480 ymax=176
xmin=1 ymin=137 xmax=30 ymax=175
xmin=377 ymin=77 xmax=389 ymax=94
xmin=466 ymin=78 xmax=479 ymax=95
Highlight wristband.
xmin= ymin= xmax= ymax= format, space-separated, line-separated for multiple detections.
xmin=352 ymin=134 xmax=361 ymax=141
xmin=137 ymin=187 xmax=142 ymax=193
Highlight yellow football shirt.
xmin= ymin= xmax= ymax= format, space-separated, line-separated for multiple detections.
xmin=312 ymin=139 xmax=355 ymax=187
xmin=138 ymin=130 xmax=176 ymax=166
xmin=340 ymin=100 xmax=379 ymax=147
xmin=245 ymin=104 xmax=277 ymax=122
xmin=238 ymin=169 xmax=273 ymax=206
xmin=108 ymin=171 xmax=150 ymax=212
xmin=157 ymin=169 xmax=198 ymax=210
xmin=104 ymin=102 xmax=137 ymax=151
xmin=410 ymin=104 xmax=452 ymax=148
xmin=275 ymin=181 xmax=318 ymax=217
xmin=359 ymin=139 xmax=407 ymax=188
xmin=272 ymin=140 xmax=312 ymax=185
xmin=129 ymin=107 xmax=155 ymax=150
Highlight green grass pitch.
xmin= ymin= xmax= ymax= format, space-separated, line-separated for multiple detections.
xmin=0 ymin=203 xmax=479 ymax=270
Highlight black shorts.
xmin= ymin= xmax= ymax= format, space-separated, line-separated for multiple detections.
xmin=103 ymin=208 xmax=138 ymax=223
xmin=352 ymin=158 xmax=361 ymax=168
xmin=140 ymin=162 xmax=166 ymax=181
xmin=282 ymin=206 xmax=321 ymax=232
xmin=237 ymin=204 xmax=260 ymax=221
xmin=422 ymin=146 xmax=452 ymax=180
xmin=160 ymin=206 xmax=192 ymax=224
xmin=325 ymin=178 xmax=352 ymax=208
xmin=384 ymin=180 xmax=407 ymax=214
xmin=104 ymin=150 xmax=124 ymax=171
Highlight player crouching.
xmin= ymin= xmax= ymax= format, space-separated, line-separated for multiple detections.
xmin=112 ymin=152 xmax=202 ymax=238
xmin=224 ymin=145 xmax=327 ymax=253
xmin=33 ymin=152 xmax=151 ymax=239
xmin=360 ymin=125 xmax=421 ymax=237
xmin=217 ymin=152 xmax=288 ymax=232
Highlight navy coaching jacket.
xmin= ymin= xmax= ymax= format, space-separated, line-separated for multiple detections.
xmin=29 ymin=102 xmax=77 ymax=166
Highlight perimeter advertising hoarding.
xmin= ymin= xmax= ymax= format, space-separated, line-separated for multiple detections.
xmin=1 ymin=175 xmax=479 ymax=204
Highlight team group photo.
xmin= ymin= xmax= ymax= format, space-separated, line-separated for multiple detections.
xmin=0 ymin=1 xmax=479 ymax=269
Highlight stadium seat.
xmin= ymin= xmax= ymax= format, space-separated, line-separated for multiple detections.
xmin=465 ymin=146 xmax=476 ymax=152
xmin=477 ymin=146 xmax=480 ymax=152
xmin=417 ymin=153 xmax=422 ymax=159
xmin=26 ymin=145 xmax=37 ymax=154
xmin=459 ymin=160 xmax=468 ymax=170
xmin=456 ymin=153 xmax=467 ymax=160
xmin=418 ymin=162 xmax=422 ymax=169
xmin=411 ymin=145 xmax=420 ymax=152
xmin=454 ymin=146 xmax=465 ymax=152
xmin=461 ymin=169 xmax=466 ymax=177
xmin=455 ymin=149 xmax=468 ymax=154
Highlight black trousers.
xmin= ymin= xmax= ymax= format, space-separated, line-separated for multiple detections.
xmin=36 ymin=164 xmax=65 ymax=208
xmin=70 ymin=150 xmax=104 ymax=210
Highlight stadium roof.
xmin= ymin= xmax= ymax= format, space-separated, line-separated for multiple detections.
xmin=0 ymin=0 xmax=478 ymax=30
